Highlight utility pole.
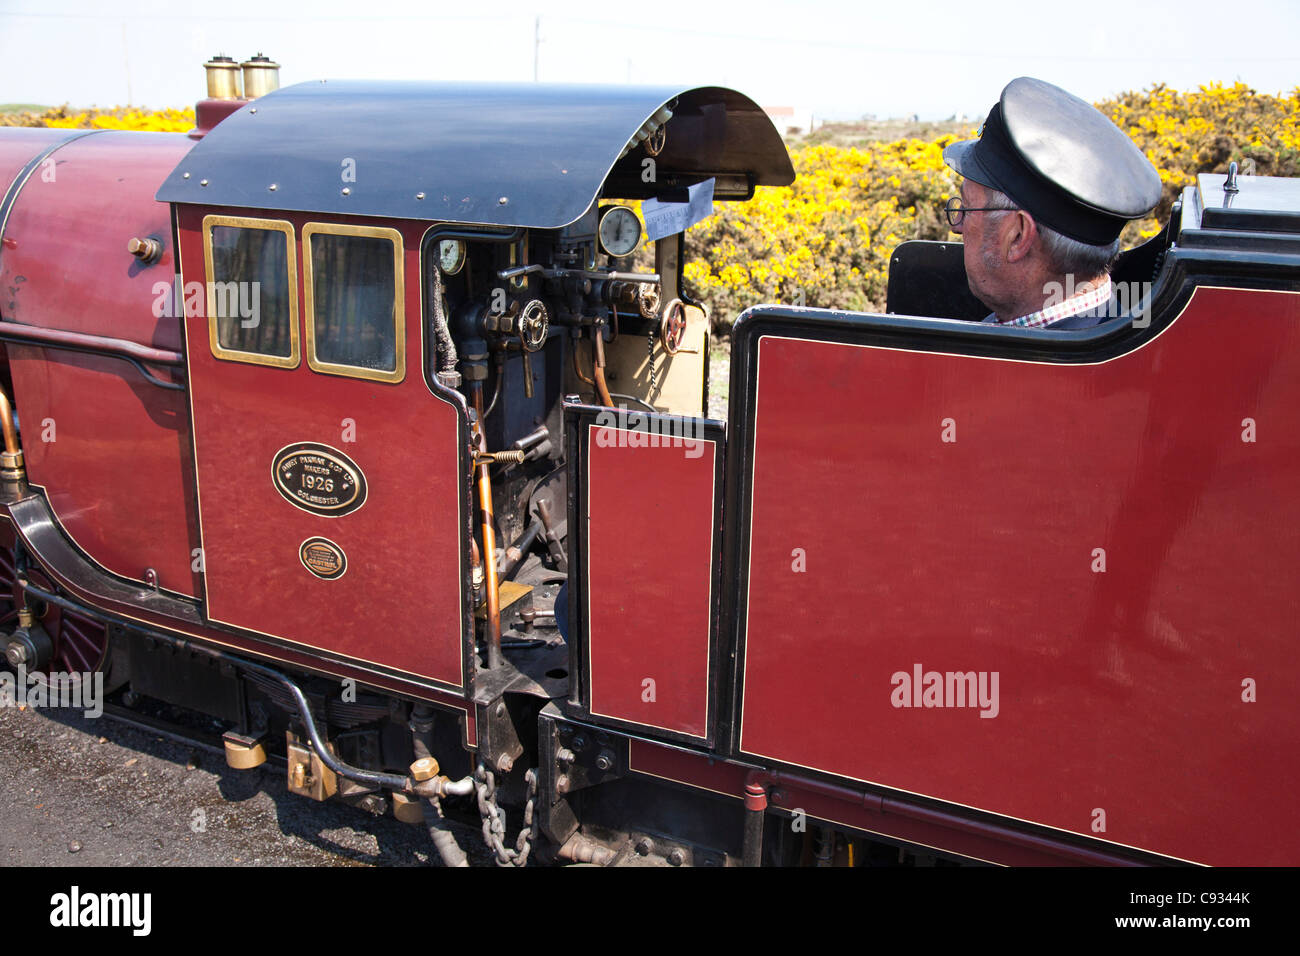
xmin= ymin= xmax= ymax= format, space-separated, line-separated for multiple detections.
xmin=122 ymin=21 xmax=133 ymax=105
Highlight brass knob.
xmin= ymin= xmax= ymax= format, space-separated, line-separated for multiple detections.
xmin=127 ymin=237 xmax=162 ymax=264
xmin=410 ymin=756 xmax=440 ymax=781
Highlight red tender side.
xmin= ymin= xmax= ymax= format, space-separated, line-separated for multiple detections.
xmin=736 ymin=287 xmax=1300 ymax=865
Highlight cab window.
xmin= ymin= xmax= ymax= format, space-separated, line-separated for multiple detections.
xmin=302 ymin=223 xmax=405 ymax=383
xmin=203 ymin=216 xmax=299 ymax=367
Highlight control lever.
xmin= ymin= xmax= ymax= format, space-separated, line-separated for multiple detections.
xmin=535 ymin=499 xmax=568 ymax=573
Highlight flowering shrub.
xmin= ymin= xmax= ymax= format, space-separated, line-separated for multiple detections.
xmin=0 ymin=105 xmax=194 ymax=132
xmin=683 ymin=136 xmax=958 ymax=322
xmin=685 ymin=82 xmax=1300 ymax=328
xmin=1101 ymin=82 xmax=1300 ymax=234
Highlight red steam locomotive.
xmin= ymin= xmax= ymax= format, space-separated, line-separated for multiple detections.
xmin=0 ymin=57 xmax=1296 ymax=867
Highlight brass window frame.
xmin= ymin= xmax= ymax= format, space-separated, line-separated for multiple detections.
xmin=302 ymin=222 xmax=406 ymax=384
xmin=202 ymin=214 xmax=300 ymax=369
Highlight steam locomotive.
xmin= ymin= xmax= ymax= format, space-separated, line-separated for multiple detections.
xmin=1 ymin=56 xmax=1296 ymax=867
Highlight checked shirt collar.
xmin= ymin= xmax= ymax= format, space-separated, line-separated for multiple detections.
xmin=988 ymin=277 xmax=1112 ymax=329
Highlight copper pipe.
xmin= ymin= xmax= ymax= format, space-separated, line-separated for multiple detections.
xmin=471 ymin=383 xmax=503 ymax=669
xmin=591 ymin=329 xmax=614 ymax=407
xmin=0 ymin=320 xmax=183 ymax=366
xmin=0 ymin=387 xmax=23 ymax=483
xmin=571 ymin=340 xmax=595 ymax=386
xmin=0 ymin=389 xmax=19 ymax=457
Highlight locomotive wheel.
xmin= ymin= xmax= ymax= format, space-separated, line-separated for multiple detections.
xmin=0 ymin=527 xmax=114 ymax=683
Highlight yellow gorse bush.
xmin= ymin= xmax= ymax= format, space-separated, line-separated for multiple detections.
xmin=0 ymin=105 xmax=194 ymax=132
xmin=6 ymin=83 xmax=1299 ymax=329
xmin=685 ymin=82 xmax=1300 ymax=327
xmin=1103 ymin=81 xmax=1300 ymax=229
xmin=684 ymin=135 xmax=960 ymax=320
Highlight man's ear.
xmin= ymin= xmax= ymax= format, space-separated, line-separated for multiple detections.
xmin=1003 ymin=211 xmax=1038 ymax=264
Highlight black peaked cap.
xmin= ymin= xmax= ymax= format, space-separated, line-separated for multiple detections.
xmin=944 ymin=77 xmax=1162 ymax=244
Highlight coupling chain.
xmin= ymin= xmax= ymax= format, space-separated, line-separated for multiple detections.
xmin=647 ymin=327 xmax=657 ymax=396
xmin=473 ymin=764 xmax=539 ymax=867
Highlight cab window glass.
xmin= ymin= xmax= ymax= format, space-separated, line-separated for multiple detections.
xmin=203 ymin=217 xmax=298 ymax=367
xmin=304 ymin=225 xmax=405 ymax=382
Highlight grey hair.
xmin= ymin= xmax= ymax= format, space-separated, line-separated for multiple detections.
xmin=983 ymin=189 xmax=1120 ymax=277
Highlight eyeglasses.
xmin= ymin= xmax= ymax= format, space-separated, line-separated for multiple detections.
xmin=944 ymin=196 xmax=1018 ymax=228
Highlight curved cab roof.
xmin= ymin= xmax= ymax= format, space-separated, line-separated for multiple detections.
xmin=156 ymin=80 xmax=795 ymax=227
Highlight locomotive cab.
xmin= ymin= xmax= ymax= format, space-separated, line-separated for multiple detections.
xmin=145 ymin=80 xmax=792 ymax=704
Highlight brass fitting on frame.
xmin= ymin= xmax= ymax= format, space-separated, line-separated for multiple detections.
xmin=0 ymin=388 xmax=26 ymax=483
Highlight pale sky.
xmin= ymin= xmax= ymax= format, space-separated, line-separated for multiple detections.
xmin=2 ymin=0 xmax=1297 ymax=119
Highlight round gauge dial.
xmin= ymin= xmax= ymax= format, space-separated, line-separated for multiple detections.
xmin=438 ymin=239 xmax=466 ymax=275
xmin=598 ymin=206 xmax=642 ymax=258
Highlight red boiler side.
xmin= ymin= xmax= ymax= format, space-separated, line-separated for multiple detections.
xmin=0 ymin=129 xmax=201 ymax=599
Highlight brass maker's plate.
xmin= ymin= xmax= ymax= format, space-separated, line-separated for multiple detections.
xmin=299 ymin=536 xmax=348 ymax=580
xmin=272 ymin=442 xmax=368 ymax=517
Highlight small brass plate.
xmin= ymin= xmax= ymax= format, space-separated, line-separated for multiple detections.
xmin=475 ymin=581 xmax=534 ymax=619
xmin=300 ymin=537 xmax=347 ymax=580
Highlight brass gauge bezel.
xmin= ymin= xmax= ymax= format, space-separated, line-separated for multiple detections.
xmin=439 ymin=238 xmax=467 ymax=275
xmin=597 ymin=205 xmax=642 ymax=258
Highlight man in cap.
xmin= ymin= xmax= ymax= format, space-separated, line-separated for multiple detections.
xmin=942 ymin=77 xmax=1162 ymax=329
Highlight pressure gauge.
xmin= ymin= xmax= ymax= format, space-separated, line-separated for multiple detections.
xmin=598 ymin=206 xmax=642 ymax=258
xmin=438 ymin=239 xmax=466 ymax=275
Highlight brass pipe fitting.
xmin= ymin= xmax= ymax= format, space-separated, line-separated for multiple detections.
xmin=0 ymin=388 xmax=25 ymax=481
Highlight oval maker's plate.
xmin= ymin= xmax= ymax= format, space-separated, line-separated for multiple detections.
xmin=271 ymin=442 xmax=368 ymax=517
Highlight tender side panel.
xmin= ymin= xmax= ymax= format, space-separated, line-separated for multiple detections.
xmin=735 ymin=288 xmax=1300 ymax=866
xmin=178 ymin=208 xmax=469 ymax=691
xmin=0 ymin=131 xmax=202 ymax=597
xmin=575 ymin=409 xmax=722 ymax=741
